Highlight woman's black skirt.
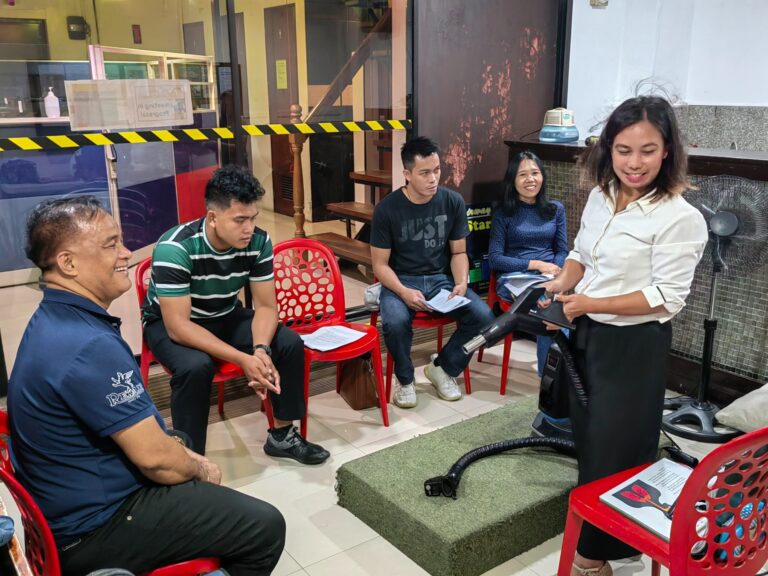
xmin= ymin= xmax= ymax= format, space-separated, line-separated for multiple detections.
xmin=568 ymin=316 xmax=672 ymax=560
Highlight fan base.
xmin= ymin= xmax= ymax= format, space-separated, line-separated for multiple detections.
xmin=662 ymin=396 xmax=742 ymax=443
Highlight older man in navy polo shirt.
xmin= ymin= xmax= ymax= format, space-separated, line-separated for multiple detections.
xmin=8 ymin=196 xmax=284 ymax=575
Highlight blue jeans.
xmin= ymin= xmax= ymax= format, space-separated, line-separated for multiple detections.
xmin=380 ymin=274 xmax=495 ymax=384
xmin=496 ymin=273 xmax=555 ymax=378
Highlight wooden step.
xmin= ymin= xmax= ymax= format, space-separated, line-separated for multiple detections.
xmin=349 ymin=169 xmax=391 ymax=188
xmin=326 ymin=201 xmax=374 ymax=223
xmin=309 ymin=232 xmax=372 ymax=267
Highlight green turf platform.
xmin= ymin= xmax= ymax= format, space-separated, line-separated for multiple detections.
xmin=336 ymin=396 xmax=578 ymax=576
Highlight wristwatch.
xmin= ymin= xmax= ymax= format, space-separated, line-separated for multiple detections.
xmin=253 ymin=344 xmax=272 ymax=357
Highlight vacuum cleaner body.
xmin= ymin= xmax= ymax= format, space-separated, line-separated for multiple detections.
xmin=532 ymin=343 xmax=574 ymax=441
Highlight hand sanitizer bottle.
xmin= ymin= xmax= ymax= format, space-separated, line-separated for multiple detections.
xmin=44 ymin=87 xmax=61 ymax=118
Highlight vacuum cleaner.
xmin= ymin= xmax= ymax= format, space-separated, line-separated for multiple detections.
xmin=424 ymin=285 xmax=699 ymax=500
xmin=425 ymin=286 xmax=583 ymax=499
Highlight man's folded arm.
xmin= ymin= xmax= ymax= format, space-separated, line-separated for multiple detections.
xmin=111 ymin=416 xmax=209 ymax=485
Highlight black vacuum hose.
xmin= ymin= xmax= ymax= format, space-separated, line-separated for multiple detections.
xmin=424 ymin=436 xmax=576 ymax=499
xmin=552 ymin=331 xmax=587 ymax=407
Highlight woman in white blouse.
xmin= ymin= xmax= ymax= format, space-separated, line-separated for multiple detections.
xmin=543 ymin=96 xmax=708 ymax=576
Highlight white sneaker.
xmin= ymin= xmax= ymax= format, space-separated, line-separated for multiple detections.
xmin=393 ymin=381 xmax=417 ymax=408
xmin=424 ymin=354 xmax=462 ymax=401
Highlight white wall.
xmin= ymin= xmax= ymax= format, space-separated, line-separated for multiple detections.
xmin=686 ymin=0 xmax=768 ymax=105
xmin=567 ymin=0 xmax=767 ymax=137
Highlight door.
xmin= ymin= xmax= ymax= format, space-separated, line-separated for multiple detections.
xmin=310 ymin=134 xmax=354 ymax=222
xmin=265 ymin=5 xmax=299 ymax=216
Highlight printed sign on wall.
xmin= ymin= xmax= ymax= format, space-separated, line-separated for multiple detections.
xmin=65 ymin=79 xmax=193 ymax=131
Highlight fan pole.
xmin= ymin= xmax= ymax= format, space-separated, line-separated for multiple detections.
xmin=662 ymin=246 xmax=741 ymax=443
xmin=698 ymin=272 xmax=718 ymax=404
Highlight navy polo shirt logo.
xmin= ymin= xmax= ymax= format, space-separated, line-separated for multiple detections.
xmin=106 ymin=370 xmax=145 ymax=407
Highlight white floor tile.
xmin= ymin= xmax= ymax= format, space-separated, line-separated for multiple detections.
xmin=357 ymin=412 xmax=468 ymax=455
xmin=513 ymin=534 xmax=563 ymax=576
xmin=303 ymin=536 xmax=431 ymax=576
xmin=205 ymin=411 xmax=357 ymax=489
xmin=273 ymin=550 xmax=302 ymax=576
xmin=308 ymin=388 xmax=462 ymax=448
xmin=479 ymin=557 xmax=540 ymax=576
xmin=612 ymin=557 xmax=669 ymax=576
xmin=235 ymin=448 xmax=378 ymax=566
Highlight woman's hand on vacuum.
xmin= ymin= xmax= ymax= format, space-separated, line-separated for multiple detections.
xmin=557 ymin=293 xmax=594 ymax=322
xmin=539 ymin=277 xmax=567 ymax=305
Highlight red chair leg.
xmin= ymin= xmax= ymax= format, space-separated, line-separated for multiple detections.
xmin=437 ymin=326 xmax=444 ymax=351
xmin=477 ymin=345 xmax=485 ymax=363
xmin=371 ymin=342 xmax=389 ymax=426
xmin=557 ymin=508 xmax=584 ymax=576
xmin=651 ymin=560 xmax=660 ymax=576
xmin=300 ymin=350 xmax=312 ymax=438
xmin=217 ymin=381 xmax=225 ymax=415
xmin=386 ymin=353 xmax=394 ymax=401
xmin=463 ymin=367 xmax=472 ymax=395
xmin=263 ymin=396 xmax=275 ymax=429
xmin=500 ymin=335 xmax=513 ymax=396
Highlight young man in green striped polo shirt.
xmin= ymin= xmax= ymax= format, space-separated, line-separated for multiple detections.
xmin=141 ymin=165 xmax=329 ymax=464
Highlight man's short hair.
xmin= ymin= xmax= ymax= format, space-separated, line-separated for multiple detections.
xmin=26 ymin=195 xmax=105 ymax=272
xmin=205 ymin=165 xmax=266 ymax=210
xmin=401 ymin=137 xmax=440 ymax=170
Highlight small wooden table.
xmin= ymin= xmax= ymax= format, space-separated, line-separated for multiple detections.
xmin=325 ymin=201 xmax=374 ymax=238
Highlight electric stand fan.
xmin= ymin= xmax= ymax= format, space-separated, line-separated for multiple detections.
xmin=663 ymin=175 xmax=768 ymax=443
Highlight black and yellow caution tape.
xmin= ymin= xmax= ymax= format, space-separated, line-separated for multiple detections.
xmin=0 ymin=119 xmax=412 ymax=153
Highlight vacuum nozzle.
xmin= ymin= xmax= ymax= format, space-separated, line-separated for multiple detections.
xmin=462 ymin=335 xmax=487 ymax=355
xmin=424 ymin=474 xmax=459 ymax=499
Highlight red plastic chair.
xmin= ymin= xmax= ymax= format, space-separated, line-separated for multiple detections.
xmin=558 ymin=426 xmax=768 ymax=576
xmin=273 ymin=239 xmax=389 ymax=438
xmin=0 ymin=411 xmax=220 ymax=576
xmin=370 ymin=305 xmax=473 ymax=399
xmin=477 ymin=274 xmax=514 ymax=395
xmin=135 ymin=257 xmax=274 ymax=425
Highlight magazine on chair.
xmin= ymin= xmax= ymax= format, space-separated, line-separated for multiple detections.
xmin=599 ymin=458 xmax=693 ymax=541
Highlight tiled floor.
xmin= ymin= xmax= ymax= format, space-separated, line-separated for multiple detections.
xmin=196 ymin=339 xmax=713 ymax=576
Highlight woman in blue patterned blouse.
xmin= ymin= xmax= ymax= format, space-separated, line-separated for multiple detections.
xmin=488 ymin=150 xmax=568 ymax=375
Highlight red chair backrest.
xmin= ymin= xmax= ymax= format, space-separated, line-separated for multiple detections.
xmin=670 ymin=426 xmax=768 ymax=575
xmin=0 ymin=410 xmax=60 ymax=575
xmin=0 ymin=467 xmax=60 ymax=575
xmin=273 ymin=239 xmax=345 ymax=331
xmin=135 ymin=256 xmax=152 ymax=307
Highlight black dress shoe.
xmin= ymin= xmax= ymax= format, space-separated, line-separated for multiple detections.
xmin=264 ymin=426 xmax=330 ymax=465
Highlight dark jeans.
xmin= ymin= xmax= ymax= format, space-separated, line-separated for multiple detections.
xmin=379 ymin=273 xmax=495 ymax=384
xmin=58 ymin=481 xmax=285 ymax=576
xmin=144 ymin=306 xmax=305 ymax=454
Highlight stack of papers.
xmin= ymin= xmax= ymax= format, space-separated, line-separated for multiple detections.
xmin=421 ymin=289 xmax=470 ymax=313
xmin=504 ymin=273 xmax=553 ymax=298
xmin=300 ymin=325 xmax=366 ymax=352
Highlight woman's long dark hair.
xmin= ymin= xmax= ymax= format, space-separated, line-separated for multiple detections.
xmin=501 ymin=150 xmax=556 ymax=220
xmin=579 ymin=96 xmax=689 ymax=200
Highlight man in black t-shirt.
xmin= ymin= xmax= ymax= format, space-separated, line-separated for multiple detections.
xmin=370 ymin=137 xmax=494 ymax=408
